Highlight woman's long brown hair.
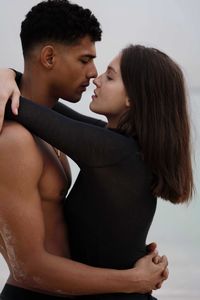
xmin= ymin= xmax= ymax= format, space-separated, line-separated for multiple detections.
xmin=119 ymin=45 xmax=194 ymax=203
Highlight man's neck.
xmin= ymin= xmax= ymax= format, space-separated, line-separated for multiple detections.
xmin=20 ymin=71 xmax=58 ymax=108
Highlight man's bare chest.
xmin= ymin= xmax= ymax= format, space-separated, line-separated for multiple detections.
xmin=35 ymin=138 xmax=71 ymax=203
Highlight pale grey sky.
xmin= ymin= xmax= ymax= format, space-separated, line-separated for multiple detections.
xmin=0 ymin=0 xmax=200 ymax=88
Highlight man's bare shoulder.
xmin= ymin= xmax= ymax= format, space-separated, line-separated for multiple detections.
xmin=0 ymin=121 xmax=43 ymax=176
xmin=0 ymin=121 xmax=33 ymax=146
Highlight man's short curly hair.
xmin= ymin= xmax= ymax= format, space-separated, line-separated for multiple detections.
xmin=20 ymin=0 xmax=102 ymax=57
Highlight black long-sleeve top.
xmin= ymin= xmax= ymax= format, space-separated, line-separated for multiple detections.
xmin=6 ymin=98 xmax=157 ymax=300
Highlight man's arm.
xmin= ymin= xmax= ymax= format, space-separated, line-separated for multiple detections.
xmin=0 ymin=123 xmax=167 ymax=296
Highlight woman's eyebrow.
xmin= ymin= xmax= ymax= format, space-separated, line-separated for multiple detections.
xmin=107 ymin=66 xmax=117 ymax=73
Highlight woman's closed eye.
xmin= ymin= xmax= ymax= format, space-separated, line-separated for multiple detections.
xmin=106 ymin=75 xmax=113 ymax=80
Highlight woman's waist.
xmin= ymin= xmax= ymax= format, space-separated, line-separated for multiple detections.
xmin=70 ymin=242 xmax=147 ymax=270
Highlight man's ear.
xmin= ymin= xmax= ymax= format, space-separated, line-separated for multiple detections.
xmin=40 ymin=45 xmax=56 ymax=69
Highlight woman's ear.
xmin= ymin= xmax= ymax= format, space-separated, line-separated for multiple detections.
xmin=40 ymin=45 xmax=55 ymax=69
xmin=125 ymin=96 xmax=131 ymax=108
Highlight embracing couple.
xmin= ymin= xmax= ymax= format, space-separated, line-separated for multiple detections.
xmin=0 ymin=1 xmax=193 ymax=300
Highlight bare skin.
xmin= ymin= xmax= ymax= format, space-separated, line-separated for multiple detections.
xmin=0 ymin=122 xmax=71 ymax=290
xmin=0 ymin=36 xmax=168 ymax=296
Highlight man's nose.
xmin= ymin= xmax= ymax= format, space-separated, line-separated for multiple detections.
xmin=87 ymin=62 xmax=98 ymax=79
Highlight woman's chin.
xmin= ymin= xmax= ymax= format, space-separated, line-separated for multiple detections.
xmin=89 ymin=102 xmax=98 ymax=113
xmin=89 ymin=104 xmax=105 ymax=117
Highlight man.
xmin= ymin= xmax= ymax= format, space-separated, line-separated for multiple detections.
xmin=0 ymin=1 xmax=168 ymax=299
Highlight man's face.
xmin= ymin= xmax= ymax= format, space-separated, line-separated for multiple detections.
xmin=50 ymin=35 xmax=97 ymax=102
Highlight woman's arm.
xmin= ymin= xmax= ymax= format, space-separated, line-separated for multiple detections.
xmin=5 ymin=68 xmax=107 ymax=127
xmin=0 ymin=69 xmax=20 ymax=131
xmin=53 ymin=102 xmax=106 ymax=127
xmin=6 ymin=97 xmax=134 ymax=168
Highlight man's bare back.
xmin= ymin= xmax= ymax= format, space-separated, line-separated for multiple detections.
xmin=0 ymin=121 xmax=71 ymax=292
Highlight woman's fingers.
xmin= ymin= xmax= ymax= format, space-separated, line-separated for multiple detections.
xmin=11 ymin=89 xmax=20 ymax=115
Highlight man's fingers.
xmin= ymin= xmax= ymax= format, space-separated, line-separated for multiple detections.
xmin=160 ymin=255 xmax=168 ymax=268
xmin=162 ymin=267 xmax=169 ymax=280
xmin=146 ymin=242 xmax=157 ymax=253
xmin=11 ymin=90 xmax=20 ymax=115
xmin=154 ymin=281 xmax=162 ymax=290
xmin=153 ymin=255 xmax=161 ymax=264
xmin=155 ymin=269 xmax=169 ymax=290
xmin=146 ymin=250 xmax=158 ymax=262
xmin=157 ymin=282 xmax=162 ymax=289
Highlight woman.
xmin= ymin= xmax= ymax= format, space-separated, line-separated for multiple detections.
xmin=2 ymin=44 xmax=193 ymax=299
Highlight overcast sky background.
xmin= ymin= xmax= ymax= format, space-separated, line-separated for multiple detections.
xmin=0 ymin=1 xmax=200 ymax=299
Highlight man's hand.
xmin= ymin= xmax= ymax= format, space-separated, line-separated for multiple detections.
xmin=0 ymin=68 xmax=20 ymax=132
xmin=146 ymin=241 xmax=169 ymax=289
xmin=146 ymin=242 xmax=157 ymax=253
xmin=126 ymin=251 xmax=168 ymax=294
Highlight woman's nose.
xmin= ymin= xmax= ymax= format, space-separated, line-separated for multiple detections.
xmin=93 ymin=76 xmax=101 ymax=87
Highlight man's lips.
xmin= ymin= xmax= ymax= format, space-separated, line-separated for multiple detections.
xmin=79 ymin=82 xmax=90 ymax=92
xmin=81 ymin=82 xmax=90 ymax=88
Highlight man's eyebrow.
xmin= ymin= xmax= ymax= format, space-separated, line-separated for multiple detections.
xmin=81 ymin=54 xmax=96 ymax=59
xmin=107 ymin=66 xmax=117 ymax=73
